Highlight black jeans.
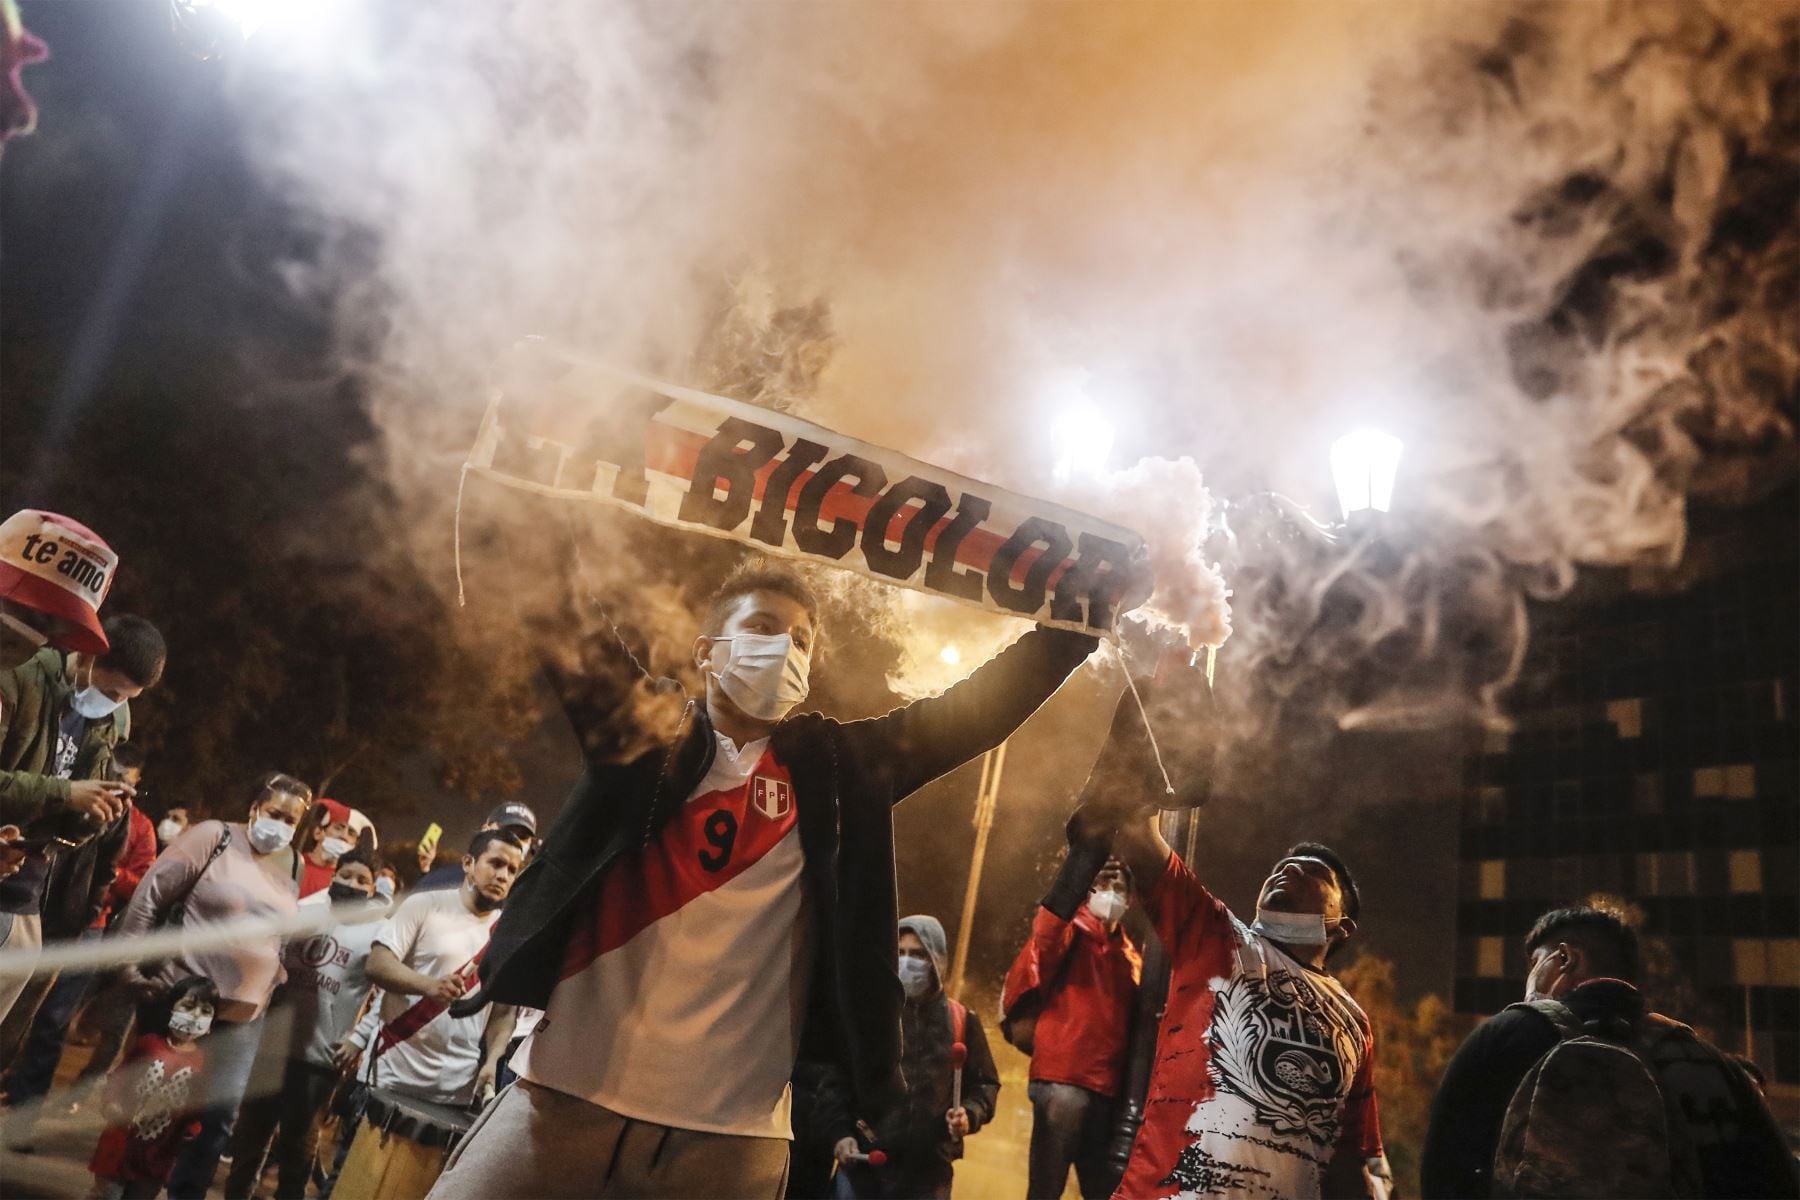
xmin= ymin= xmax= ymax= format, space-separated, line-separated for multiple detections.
xmin=224 ymin=1057 xmax=338 ymax=1200
xmin=1027 ymin=1081 xmax=1119 ymax=1200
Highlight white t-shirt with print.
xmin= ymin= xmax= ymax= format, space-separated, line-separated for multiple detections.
xmin=366 ymin=887 xmax=498 ymax=1106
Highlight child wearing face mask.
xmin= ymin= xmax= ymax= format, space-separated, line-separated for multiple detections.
xmin=88 ymin=975 xmax=218 ymax=1200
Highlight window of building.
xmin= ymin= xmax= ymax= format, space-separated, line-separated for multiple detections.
xmin=1769 ymin=940 xmax=1800 ymax=987
xmin=1724 ymin=764 xmax=1757 ymax=800
xmin=1478 ymin=936 xmax=1505 ymax=979
xmin=1666 ymin=851 xmax=1697 ymax=896
xmin=1607 ymin=698 xmax=1643 ymax=739
xmin=1776 ymin=679 xmax=1789 ymax=723
xmin=1730 ymin=850 xmax=1763 ymax=894
xmin=1479 ymin=860 xmax=1506 ymax=901
xmin=1694 ymin=767 xmax=1725 ymax=798
xmin=1640 ymin=851 xmax=1697 ymax=896
xmin=1733 ymin=939 xmax=1767 ymax=986
xmin=1478 ymin=786 xmax=1506 ymax=825
xmin=1634 ymin=772 xmax=1661 ymax=815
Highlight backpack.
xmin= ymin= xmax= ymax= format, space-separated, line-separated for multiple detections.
xmin=947 ymin=997 xmax=967 ymax=1046
xmin=1492 ymin=998 xmax=1703 ymax=1199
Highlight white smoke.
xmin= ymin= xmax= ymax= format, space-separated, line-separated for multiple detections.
xmin=226 ymin=0 xmax=1796 ymax=743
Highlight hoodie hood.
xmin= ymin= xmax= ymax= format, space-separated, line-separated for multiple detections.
xmin=898 ymin=913 xmax=950 ymax=987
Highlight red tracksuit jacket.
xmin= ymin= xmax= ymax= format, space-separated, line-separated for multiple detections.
xmin=1003 ymin=905 xmax=1141 ymax=1097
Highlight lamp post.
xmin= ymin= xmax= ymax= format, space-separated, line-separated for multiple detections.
xmin=946 ymin=742 xmax=1006 ymax=1000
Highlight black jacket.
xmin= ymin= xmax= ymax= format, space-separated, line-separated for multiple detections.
xmin=1421 ymin=980 xmax=1799 ymax=1200
xmin=456 ymin=625 xmax=1096 ymax=1123
xmin=886 ymin=992 xmax=1000 ymax=1168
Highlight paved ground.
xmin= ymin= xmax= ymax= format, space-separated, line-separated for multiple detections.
xmin=0 ymin=1032 xmax=1058 ymax=1199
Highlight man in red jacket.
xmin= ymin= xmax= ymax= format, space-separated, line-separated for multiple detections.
xmin=1005 ymin=854 xmax=1141 ymax=1199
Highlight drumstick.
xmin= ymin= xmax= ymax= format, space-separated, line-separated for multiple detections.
xmin=842 ymin=1150 xmax=888 ymax=1166
xmin=950 ymin=1041 xmax=967 ymax=1114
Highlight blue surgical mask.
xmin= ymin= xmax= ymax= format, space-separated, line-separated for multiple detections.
xmin=897 ymin=955 xmax=934 ymax=999
xmin=72 ymin=686 xmax=122 ymax=720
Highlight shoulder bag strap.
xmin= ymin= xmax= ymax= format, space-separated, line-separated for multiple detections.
xmin=157 ymin=824 xmax=232 ymax=930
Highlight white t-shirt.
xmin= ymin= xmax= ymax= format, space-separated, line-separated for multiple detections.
xmin=520 ymin=733 xmax=813 ymax=1138
xmin=282 ymin=893 xmax=381 ymax=1068
xmin=367 ymin=887 xmax=498 ymax=1106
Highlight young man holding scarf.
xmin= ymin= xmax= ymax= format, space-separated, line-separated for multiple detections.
xmin=1069 ymin=681 xmax=1391 ymax=1200
xmin=430 ymin=561 xmax=1106 ymax=1199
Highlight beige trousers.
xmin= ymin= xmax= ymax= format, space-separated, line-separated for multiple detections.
xmin=0 ymin=913 xmax=43 ymax=1062
xmin=426 ymin=1079 xmax=791 ymax=1200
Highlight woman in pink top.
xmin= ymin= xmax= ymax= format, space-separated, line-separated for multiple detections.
xmin=115 ymin=771 xmax=312 ymax=1200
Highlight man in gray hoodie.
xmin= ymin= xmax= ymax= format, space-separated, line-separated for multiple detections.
xmin=835 ymin=915 xmax=1000 ymax=1199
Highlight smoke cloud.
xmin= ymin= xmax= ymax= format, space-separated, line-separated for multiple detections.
xmin=228 ymin=0 xmax=1796 ymax=773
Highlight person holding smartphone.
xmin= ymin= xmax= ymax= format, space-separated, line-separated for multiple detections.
xmin=0 ymin=613 xmax=165 ymax=1044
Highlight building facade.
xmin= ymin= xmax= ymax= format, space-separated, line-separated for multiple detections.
xmin=1453 ymin=483 xmax=1800 ymax=1102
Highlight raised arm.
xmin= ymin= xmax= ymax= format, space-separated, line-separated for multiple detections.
xmin=843 ymin=625 xmax=1098 ymax=802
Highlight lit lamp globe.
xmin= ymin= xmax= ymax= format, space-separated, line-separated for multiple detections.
xmin=1329 ymin=430 xmax=1403 ymax=525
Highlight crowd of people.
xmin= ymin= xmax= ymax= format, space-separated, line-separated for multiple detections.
xmin=0 ymin=504 xmax=1794 ymax=1200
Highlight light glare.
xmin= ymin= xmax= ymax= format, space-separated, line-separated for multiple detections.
xmin=1330 ymin=429 xmax=1404 ymax=517
xmin=1053 ymin=408 xmax=1116 ymax=482
xmin=939 ymin=645 xmax=961 ymax=666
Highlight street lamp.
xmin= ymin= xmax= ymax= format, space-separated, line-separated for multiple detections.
xmin=1053 ymin=408 xmax=1116 ymax=484
xmin=1330 ymin=429 xmax=1403 ymax=519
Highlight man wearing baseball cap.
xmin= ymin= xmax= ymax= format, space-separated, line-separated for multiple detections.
xmin=415 ymin=802 xmax=538 ymax=894
xmin=0 ymin=612 xmax=164 ymax=1040
xmin=0 ymin=510 xmax=124 ymax=979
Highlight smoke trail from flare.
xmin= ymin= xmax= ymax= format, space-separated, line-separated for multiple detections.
xmin=229 ymin=0 xmax=1796 ymax=760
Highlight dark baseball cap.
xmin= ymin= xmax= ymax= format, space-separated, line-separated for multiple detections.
xmin=485 ymin=802 xmax=538 ymax=837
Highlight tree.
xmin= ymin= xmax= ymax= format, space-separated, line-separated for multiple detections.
xmin=1336 ymin=954 xmax=1461 ymax=1198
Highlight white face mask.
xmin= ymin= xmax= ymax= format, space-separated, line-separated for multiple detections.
xmin=72 ymin=686 xmax=123 ymax=720
xmin=1250 ymin=907 xmax=1338 ymax=947
xmin=248 ymin=815 xmax=294 ymax=855
xmin=157 ymin=819 xmax=185 ymax=845
xmin=897 ymin=955 xmax=934 ymax=999
xmin=707 ymin=632 xmax=810 ymax=721
xmin=167 ymin=1009 xmax=212 ymax=1040
xmin=319 ymin=836 xmax=354 ymax=862
xmin=1087 ymin=889 xmax=1128 ymax=924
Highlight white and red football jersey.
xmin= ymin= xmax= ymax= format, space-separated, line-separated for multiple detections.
xmin=519 ymin=734 xmax=814 ymax=1138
